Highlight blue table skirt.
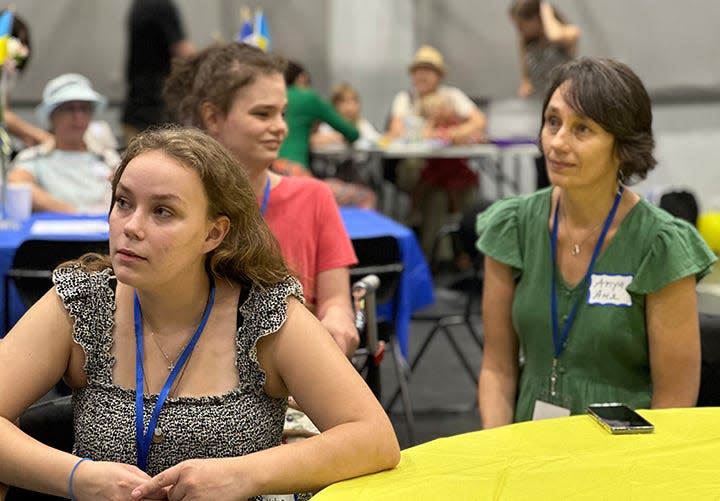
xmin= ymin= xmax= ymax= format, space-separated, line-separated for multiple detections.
xmin=1 ymin=209 xmax=434 ymax=357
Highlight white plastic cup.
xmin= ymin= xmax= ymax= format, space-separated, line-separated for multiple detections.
xmin=4 ymin=183 xmax=33 ymax=222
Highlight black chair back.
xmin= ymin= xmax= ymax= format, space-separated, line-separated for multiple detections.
xmin=5 ymin=239 xmax=109 ymax=330
xmin=698 ymin=313 xmax=720 ymax=406
xmin=350 ymin=235 xmax=404 ymax=306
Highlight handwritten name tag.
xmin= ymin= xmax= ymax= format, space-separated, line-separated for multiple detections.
xmin=588 ymin=274 xmax=633 ymax=306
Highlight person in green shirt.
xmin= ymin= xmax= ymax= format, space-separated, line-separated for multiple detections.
xmin=275 ymin=61 xmax=376 ymax=208
xmin=477 ymin=57 xmax=716 ymax=427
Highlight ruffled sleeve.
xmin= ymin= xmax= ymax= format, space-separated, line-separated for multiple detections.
xmin=236 ymin=276 xmax=305 ymax=395
xmin=52 ymin=264 xmax=115 ymax=383
xmin=629 ymin=218 xmax=717 ymax=294
xmin=475 ymin=196 xmax=524 ymax=271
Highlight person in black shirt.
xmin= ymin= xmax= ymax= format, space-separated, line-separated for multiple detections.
xmin=121 ymin=0 xmax=194 ymax=146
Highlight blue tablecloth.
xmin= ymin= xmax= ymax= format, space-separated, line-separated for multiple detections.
xmin=1 ymin=210 xmax=434 ymax=357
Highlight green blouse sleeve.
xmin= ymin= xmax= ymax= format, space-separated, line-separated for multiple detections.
xmin=475 ymin=196 xmax=524 ymax=271
xmin=628 ymin=217 xmax=717 ymax=294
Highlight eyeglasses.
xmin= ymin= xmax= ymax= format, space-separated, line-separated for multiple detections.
xmin=53 ymin=101 xmax=94 ymax=115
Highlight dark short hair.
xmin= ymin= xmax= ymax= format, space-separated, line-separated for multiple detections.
xmin=539 ymin=57 xmax=656 ymax=183
xmin=284 ymin=60 xmax=306 ymax=86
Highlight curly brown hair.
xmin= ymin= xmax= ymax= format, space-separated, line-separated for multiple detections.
xmin=163 ymin=42 xmax=286 ymax=128
xmin=538 ymin=57 xmax=656 ymax=184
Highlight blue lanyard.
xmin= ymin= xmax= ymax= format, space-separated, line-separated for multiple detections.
xmin=550 ymin=186 xmax=623 ymax=359
xmin=260 ymin=176 xmax=271 ymax=216
xmin=134 ymin=280 xmax=216 ymax=471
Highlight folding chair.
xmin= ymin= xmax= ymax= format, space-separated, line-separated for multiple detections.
xmin=350 ymin=235 xmax=415 ymax=444
xmin=4 ymin=239 xmax=109 ymax=332
xmin=351 ymin=274 xmax=383 ymax=398
xmin=387 ymin=201 xmax=489 ymax=413
xmin=698 ymin=313 xmax=720 ymax=406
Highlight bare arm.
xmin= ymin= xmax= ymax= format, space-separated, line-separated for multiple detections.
xmin=516 ymin=40 xmax=534 ymax=98
xmin=0 ymin=291 xmax=163 ymax=498
xmin=7 ymin=168 xmax=77 ymax=213
xmin=5 ymin=111 xmax=53 ymax=147
xmin=540 ymin=2 xmax=580 ymax=53
xmin=315 ymin=267 xmax=359 ymax=357
xmin=386 ymin=115 xmax=405 ymax=140
xmin=646 ymin=276 xmax=701 ymax=408
xmin=448 ymin=108 xmax=488 ymax=144
xmin=0 ymin=290 xmax=88 ymax=495
xmin=132 ymin=299 xmax=399 ymax=500
xmin=479 ymin=256 xmax=520 ymax=428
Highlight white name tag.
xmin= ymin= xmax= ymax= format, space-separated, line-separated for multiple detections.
xmin=532 ymin=400 xmax=571 ymax=420
xmin=588 ymin=274 xmax=633 ymax=306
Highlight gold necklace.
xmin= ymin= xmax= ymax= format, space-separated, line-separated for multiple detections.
xmin=562 ymin=210 xmax=606 ymax=257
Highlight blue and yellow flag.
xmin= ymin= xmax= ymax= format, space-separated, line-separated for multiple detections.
xmin=254 ymin=10 xmax=271 ymax=52
xmin=0 ymin=9 xmax=14 ymax=65
xmin=236 ymin=6 xmax=271 ymax=52
xmin=236 ymin=6 xmax=253 ymax=43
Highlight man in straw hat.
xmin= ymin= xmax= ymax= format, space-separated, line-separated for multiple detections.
xmin=386 ymin=45 xmax=487 ymax=260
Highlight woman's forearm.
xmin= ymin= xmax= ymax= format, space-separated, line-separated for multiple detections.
xmin=0 ymin=418 xmax=79 ymax=497
xmin=479 ymin=368 xmax=517 ymax=429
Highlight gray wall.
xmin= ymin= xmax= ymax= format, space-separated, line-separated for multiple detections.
xmin=8 ymin=0 xmax=720 ymax=209
xmin=12 ymin=1 xmax=720 ymax=115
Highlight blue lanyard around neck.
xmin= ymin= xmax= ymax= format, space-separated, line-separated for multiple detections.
xmin=134 ymin=279 xmax=216 ymax=471
xmin=550 ymin=186 xmax=624 ymax=359
xmin=260 ymin=176 xmax=271 ymax=216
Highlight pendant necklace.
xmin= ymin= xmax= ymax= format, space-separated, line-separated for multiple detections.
xmin=562 ymin=208 xmax=609 ymax=257
xmin=150 ymin=330 xmax=192 ymax=372
xmin=142 ymin=356 xmax=191 ymax=444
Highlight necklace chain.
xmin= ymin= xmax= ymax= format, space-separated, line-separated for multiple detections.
xmin=562 ymin=211 xmax=606 ymax=257
xmin=150 ymin=330 xmax=192 ymax=371
xmin=143 ymin=338 xmax=192 ymax=397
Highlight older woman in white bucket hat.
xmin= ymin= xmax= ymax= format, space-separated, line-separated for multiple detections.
xmin=8 ymin=73 xmax=120 ymax=213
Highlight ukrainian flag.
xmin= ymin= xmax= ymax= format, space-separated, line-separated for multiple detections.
xmin=254 ymin=10 xmax=271 ymax=52
xmin=0 ymin=9 xmax=13 ymax=65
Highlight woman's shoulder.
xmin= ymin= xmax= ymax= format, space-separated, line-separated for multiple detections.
xmin=240 ymin=277 xmax=305 ymax=336
xmin=275 ymin=175 xmax=336 ymax=201
xmin=480 ymin=188 xmax=551 ymax=224
xmin=12 ymin=139 xmax=56 ymax=164
xmin=53 ymin=261 xmax=114 ymax=304
xmin=625 ymin=197 xmax=716 ymax=292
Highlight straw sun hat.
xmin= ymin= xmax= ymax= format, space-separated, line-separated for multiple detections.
xmin=408 ymin=45 xmax=446 ymax=76
xmin=35 ymin=73 xmax=107 ymax=127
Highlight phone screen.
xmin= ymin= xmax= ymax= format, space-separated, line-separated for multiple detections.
xmin=586 ymin=404 xmax=654 ymax=434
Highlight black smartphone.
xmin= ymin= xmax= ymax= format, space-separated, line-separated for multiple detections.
xmin=586 ymin=403 xmax=654 ymax=434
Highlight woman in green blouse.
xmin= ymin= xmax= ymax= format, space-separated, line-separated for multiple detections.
xmin=476 ymin=58 xmax=716 ymax=427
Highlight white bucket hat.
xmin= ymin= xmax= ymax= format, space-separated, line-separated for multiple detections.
xmin=35 ymin=73 xmax=107 ymax=127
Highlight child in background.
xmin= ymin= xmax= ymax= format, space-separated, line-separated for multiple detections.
xmin=310 ymin=83 xmax=381 ymax=203
xmin=311 ymin=82 xmax=381 ymax=147
xmin=405 ymin=92 xmax=480 ymax=227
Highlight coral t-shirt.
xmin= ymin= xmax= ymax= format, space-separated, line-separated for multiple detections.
xmin=262 ymin=176 xmax=358 ymax=304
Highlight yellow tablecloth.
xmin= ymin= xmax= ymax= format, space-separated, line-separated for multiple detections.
xmin=313 ymin=408 xmax=720 ymax=500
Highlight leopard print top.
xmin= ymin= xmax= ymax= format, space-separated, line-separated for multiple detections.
xmin=53 ymin=265 xmax=303 ymax=499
